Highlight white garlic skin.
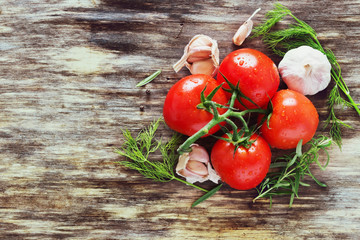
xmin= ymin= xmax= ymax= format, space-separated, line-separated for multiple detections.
xmin=278 ymin=45 xmax=332 ymax=95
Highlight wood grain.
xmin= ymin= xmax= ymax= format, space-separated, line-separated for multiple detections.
xmin=0 ymin=0 xmax=359 ymax=239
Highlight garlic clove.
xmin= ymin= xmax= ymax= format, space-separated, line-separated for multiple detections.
xmin=244 ymin=20 xmax=254 ymax=38
xmin=188 ymin=143 xmax=210 ymax=163
xmin=189 ymin=35 xmax=213 ymax=48
xmin=176 ymin=144 xmax=221 ymax=184
xmin=232 ymin=8 xmax=261 ymax=46
xmin=186 ymin=58 xmax=218 ymax=77
xmin=173 ymin=34 xmax=219 ymax=76
xmin=177 ymin=166 xmax=202 ymax=178
xmin=186 ymin=160 xmax=208 ymax=176
xmin=176 ymin=152 xmax=208 ymax=184
xmin=232 ymin=20 xmax=253 ymax=46
xmin=278 ymin=45 xmax=332 ymax=95
xmin=187 ymin=45 xmax=212 ymax=63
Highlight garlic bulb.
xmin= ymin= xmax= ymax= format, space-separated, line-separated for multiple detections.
xmin=173 ymin=34 xmax=219 ymax=77
xmin=278 ymin=45 xmax=332 ymax=95
xmin=232 ymin=8 xmax=261 ymax=46
xmin=176 ymin=144 xmax=220 ymax=184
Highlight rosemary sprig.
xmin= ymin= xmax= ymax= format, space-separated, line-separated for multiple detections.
xmin=254 ymin=135 xmax=332 ymax=207
xmin=136 ymin=69 xmax=161 ymax=87
xmin=252 ymin=3 xmax=359 ymax=147
xmin=192 ymin=183 xmax=223 ymax=208
xmin=115 ymin=118 xmax=208 ymax=192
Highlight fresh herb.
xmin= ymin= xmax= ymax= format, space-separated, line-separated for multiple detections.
xmin=192 ymin=184 xmax=223 ymax=207
xmin=252 ymin=3 xmax=360 ymax=147
xmin=254 ymin=135 xmax=332 ymax=207
xmin=136 ymin=70 xmax=161 ymax=87
xmin=115 ymin=118 xmax=208 ymax=192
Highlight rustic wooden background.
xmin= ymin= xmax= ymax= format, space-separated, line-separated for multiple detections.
xmin=1 ymin=0 xmax=360 ymax=239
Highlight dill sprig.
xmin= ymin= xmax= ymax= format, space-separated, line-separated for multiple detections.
xmin=254 ymin=135 xmax=332 ymax=207
xmin=252 ymin=3 xmax=360 ymax=148
xmin=115 ymin=118 xmax=209 ymax=192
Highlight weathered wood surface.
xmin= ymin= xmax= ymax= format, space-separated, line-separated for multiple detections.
xmin=1 ymin=0 xmax=360 ymax=239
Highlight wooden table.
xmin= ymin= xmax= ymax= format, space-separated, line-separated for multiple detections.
xmin=1 ymin=0 xmax=359 ymax=239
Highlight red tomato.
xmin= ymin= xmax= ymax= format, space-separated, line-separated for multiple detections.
xmin=163 ymin=74 xmax=228 ymax=137
xmin=260 ymin=89 xmax=319 ymax=149
xmin=211 ymin=133 xmax=271 ymax=190
xmin=217 ymin=48 xmax=280 ymax=110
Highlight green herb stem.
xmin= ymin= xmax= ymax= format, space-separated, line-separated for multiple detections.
xmin=192 ymin=184 xmax=223 ymax=207
xmin=173 ymin=176 xmax=209 ymax=192
xmin=136 ymin=70 xmax=161 ymax=87
xmin=347 ymin=95 xmax=360 ymax=115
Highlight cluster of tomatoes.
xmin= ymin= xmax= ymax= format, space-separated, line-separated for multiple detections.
xmin=163 ymin=48 xmax=319 ymax=191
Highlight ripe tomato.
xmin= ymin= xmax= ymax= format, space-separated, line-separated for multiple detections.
xmin=163 ymin=74 xmax=228 ymax=137
xmin=217 ymin=48 xmax=280 ymax=110
xmin=211 ymin=133 xmax=271 ymax=190
xmin=260 ymin=89 xmax=319 ymax=149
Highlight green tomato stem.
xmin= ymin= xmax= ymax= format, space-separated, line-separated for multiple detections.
xmin=177 ymin=92 xmax=238 ymax=154
xmin=177 ymin=90 xmax=267 ymax=154
xmin=177 ymin=111 xmax=232 ymax=154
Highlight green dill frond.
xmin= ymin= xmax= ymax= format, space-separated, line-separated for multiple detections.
xmin=324 ymin=85 xmax=353 ymax=148
xmin=261 ymin=26 xmax=316 ymax=56
xmin=115 ymin=119 xmax=209 ymax=194
xmin=160 ymin=132 xmax=182 ymax=172
xmin=252 ymin=3 xmax=291 ymax=38
xmin=115 ymin=118 xmax=177 ymax=182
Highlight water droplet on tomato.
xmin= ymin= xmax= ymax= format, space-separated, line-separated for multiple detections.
xmin=239 ymin=60 xmax=244 ymax=66
xmin=283 ymin=98 xmax=297 ymax=106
